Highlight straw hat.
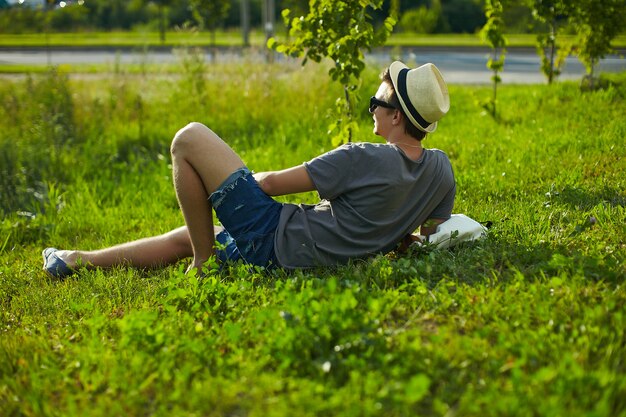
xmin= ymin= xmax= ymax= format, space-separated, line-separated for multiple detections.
xmin=389 ymin=61 xmax=450 ymax=133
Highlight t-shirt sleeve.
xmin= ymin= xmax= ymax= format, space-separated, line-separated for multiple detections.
xmin=429 ymin=182 xmax=455 ymax=219
xmin=303 ymin=144 xmax=354 ymax=200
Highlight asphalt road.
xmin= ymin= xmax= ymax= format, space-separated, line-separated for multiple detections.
xmin=1 ymin=47 xmax=624 ymax=84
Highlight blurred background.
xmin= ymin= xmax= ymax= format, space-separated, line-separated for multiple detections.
xmin=0 ymin=0 xmax=573 ymax=38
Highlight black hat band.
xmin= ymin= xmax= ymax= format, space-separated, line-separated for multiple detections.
xmin=397 ymin=68 xmax=431 ymax=130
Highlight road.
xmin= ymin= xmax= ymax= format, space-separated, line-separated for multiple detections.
xmin=1 ymin=47 xmax=624 ymax=84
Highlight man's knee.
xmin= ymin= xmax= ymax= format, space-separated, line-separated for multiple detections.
xmin=171 ymin=122 xmax=216 ymax=156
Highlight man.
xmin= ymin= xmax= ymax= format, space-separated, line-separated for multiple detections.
xmin=43 ymin=61 xmax=454 ymax=277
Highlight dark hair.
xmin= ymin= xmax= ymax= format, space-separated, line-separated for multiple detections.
xmin=381 ymin=68 xmax=427 ymax=141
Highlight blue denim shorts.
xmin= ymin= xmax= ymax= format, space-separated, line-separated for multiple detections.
xmin=210 ymin=167 xmax=283 ymax=269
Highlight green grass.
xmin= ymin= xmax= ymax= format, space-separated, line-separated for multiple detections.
xmin=386 ymin=33 xmax=622 ymax=48
xmin=0 ymin=30 xmax=263 ymax=48
xmin=3 ymin=31 xmax=624 ymax=49
xmin=1 ymin=58 xmax=625 ymax=416
xmin=0 ymin=62 xmax=202 ymax=75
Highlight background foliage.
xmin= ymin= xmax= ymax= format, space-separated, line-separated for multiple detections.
xmin=0 ymin=0 xmax=522 ymax=35
xmin=566 ymin=0 xmax=626 ymax=82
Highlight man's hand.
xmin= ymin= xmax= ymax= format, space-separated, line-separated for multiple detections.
xmin=420 ymin=218 xmax=446 ymax=237
xmin=397 ymin=218 xmax=447 ymax=253
xmin=397 ymin=233 xmax=425 ymax=253
xmin=253 ymin=165 xmax=316 ymax=196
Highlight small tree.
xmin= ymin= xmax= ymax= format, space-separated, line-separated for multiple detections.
xmin=480 ymin=0 xmax=507 ymax=119
xmin=150 ymin=0 xmax=176 ymax=44
xmin=268 ymin=0 xmax=396 ymax=145
xmin=44 ymin=0 xmax=55 ymax=66
xmin=189 ymin=0 xmax=230 ymax=61
xmin=568 ymin=0 xmax=626 ymax=89
xmin=529 ymin=0 xmax=572 ymax=84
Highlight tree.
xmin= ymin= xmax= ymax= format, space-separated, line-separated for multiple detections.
xmin=240 ymin=0 xmax=250 ymax=46
xmin=44 ymin=0 xmax=57 ymax=66
xmin=268 ymin=0 xmax=397 ymax=144
xmin=480 ymin=0 xmax=507 ymax=119
xmin=189 ymin=0 xmax=231 ymax=59
xmin=567 ymin=0 xmax=626 ymax=88
xmin=150 ymin=0 xmax=176 ymax=44
xmin=528 ymin=0 xmax=572 ymax=84
xmin=261 ymin=0 xmax=276 ymax=62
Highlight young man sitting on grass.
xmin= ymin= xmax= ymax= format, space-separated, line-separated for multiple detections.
xmin=43 ymin=61 xmax=455 ymax=277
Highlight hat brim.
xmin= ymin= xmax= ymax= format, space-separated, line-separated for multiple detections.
xmin=389 ymin=61 xmax=438 ymax=133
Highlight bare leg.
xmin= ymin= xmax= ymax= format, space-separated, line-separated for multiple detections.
xmin=54 ymin=226 xmax=224 ymax=269
xmin=47 ymin=122 xmax=242 ymax=274
xmin=170 ymin=122 xmax=245 ymax=270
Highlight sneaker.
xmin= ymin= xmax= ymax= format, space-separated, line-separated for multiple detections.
xmin=42 ymin=248 xmax=74 ymax=279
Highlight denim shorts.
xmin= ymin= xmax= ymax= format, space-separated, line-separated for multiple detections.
xmin=209 ymin=167 xmax=283 ymax=269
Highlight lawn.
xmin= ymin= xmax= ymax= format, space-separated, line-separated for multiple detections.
xmin=3 ymin=31 xmax=625 ymax=49
xmin=0 ymin=57 xmax=624 ymax=416
xmin=0 ymin=30 xmax=256 ymax=48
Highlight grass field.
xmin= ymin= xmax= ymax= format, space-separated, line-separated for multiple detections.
xmin=2 ymin=31 xmax=625 ymax=49
xmin=0 ymin=30 xmax=254 ymax=48
xmin=0 ymin=56 xmax=625 ymax=416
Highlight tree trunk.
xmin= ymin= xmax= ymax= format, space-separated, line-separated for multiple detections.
xmin=159 ymin=4 xmax=165 ymax=44
xmin=548 ymin=21 xmax=556 ymax=84
xmin=343 ymin=85 xmax=353 ymax=142
xmin=263 ymin=0 xmax=275 ymax=63
xmin=241 ymin=0 xmax=250 ymax=47
xmin=211 ymin=28 xmax=216 ymax=63
xmin=492 ymin=49 xmax=498 ymax=118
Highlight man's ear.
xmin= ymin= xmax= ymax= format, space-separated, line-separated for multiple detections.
xmin=392 ymin=109 xmax=403 ymax=126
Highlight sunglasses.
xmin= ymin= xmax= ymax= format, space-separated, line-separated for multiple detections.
xmin=369 ymin=96 xmax=396 ymax=113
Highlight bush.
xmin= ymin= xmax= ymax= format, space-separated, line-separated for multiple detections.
xmin=399 ymin=5 xmax=440 ymax=34
xmin=0 ymin=7 xmax=46 ymax=34
xmin=49 ymin=4 xmax=90 ymax=32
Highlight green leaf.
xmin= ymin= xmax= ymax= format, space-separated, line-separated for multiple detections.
xmin=405 ymin=374 xmax=431 ymax=403
xmin=267 ymin=0 xmax=397 ymax=145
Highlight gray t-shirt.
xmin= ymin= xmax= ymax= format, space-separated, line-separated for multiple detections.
xmin=274 ymin=142 xmax=455 ymax=268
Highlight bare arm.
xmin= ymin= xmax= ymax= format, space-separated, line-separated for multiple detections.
xmin=419 ymin=218 xmax=447 ymax=237
xmin=253 ymin=165 xmax=316 ymax=196
xmin=398 ymin=218 xmax=448 ymax=252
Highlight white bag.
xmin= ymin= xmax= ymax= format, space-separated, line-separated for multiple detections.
xmin=415 ymin=214 xmax=488 ymax=249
